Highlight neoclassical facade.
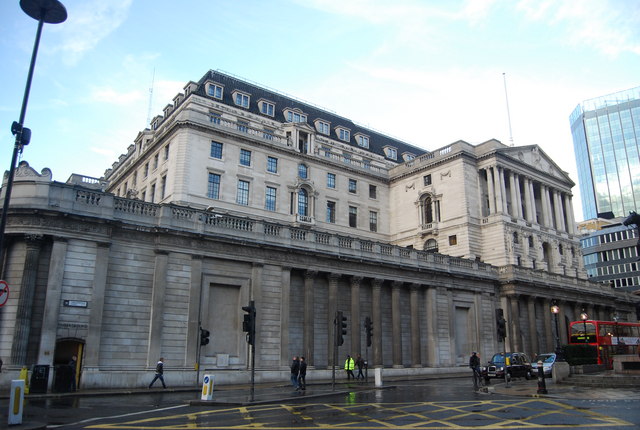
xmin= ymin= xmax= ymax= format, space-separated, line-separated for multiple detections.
xmin=0 ymin=70 xmax=637 ymax=390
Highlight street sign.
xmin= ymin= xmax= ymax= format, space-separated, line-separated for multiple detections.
xmin=0 ymin=280 xmax=8 ymax=307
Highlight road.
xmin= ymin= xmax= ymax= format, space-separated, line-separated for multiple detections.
xmin=3 ymin=377 xmax=639 ymax=429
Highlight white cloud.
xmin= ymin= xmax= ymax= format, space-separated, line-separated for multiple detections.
xmin=51 ymin=0 xmax=133 ymax=65
xmin=89 ymin=87 xmax=144 ymax=105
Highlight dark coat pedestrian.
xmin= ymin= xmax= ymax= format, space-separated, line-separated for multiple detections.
xmin=149 ymin=357 xmax=167 ymax=388
xmin=68 ymin=355 xmax=77 ymax=391
xmin=297 ymin=356 xmax=307 ymax=390
xmin=290 ymin=356 xmax=300 ymax=388
xmin=355 ymin=354 xmax=365 ymax=379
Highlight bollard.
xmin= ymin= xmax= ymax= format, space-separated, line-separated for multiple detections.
xmin=201 ymin=374 xmax=214 ymax=400
xmin=536 ymin=360 xmax=547 ymax=394
xmin=8 ymin=379 xmax=25 ymax=425
xmin=374 ymin=367 xmax=383 ymax=387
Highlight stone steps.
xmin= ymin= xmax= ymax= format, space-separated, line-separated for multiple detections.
xmin=563 ymin=373 xmax=640 ymax=388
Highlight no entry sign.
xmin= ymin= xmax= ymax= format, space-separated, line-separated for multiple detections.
xmin=0 ymin=280 xmax=9 ymax=307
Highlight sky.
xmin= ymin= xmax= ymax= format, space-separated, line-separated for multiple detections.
xmin=0 ymin=0 xmax=639 ymax=222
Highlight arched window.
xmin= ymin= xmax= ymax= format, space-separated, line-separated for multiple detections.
xmin=513 ymin=232 xmax=519 ymax=244
xmin=420 ymin=194 xmax=440 ymax=225
xmin=424 ymin=196 xmax=433 ymax=224
xmin=424 ymin=239 xmax=438 ymax=253
xmin=298 ymin=188 xmax=308 ymax=216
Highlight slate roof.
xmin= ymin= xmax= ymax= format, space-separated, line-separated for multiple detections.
xmin=194 ymin=70 xmax=428 ymax=161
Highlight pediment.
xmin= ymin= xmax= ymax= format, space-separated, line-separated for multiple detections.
xmin=498 ymin=145 xmax=573 ymax=185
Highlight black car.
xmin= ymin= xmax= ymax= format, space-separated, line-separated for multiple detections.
xmin=482 ymin=352 xmax=533 ymax=383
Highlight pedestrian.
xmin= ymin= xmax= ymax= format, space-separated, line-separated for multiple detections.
xmin=297 ymin=356 xmax=307 ymax=390
xmin=149 ymin=357 xmax=167 ymax=388
xmin=68 ymin=355 xmax=77 ymax=392
xmin=0 ymin=357 xmax=3 ymax=372
xmin=469 ymin=351 xmax=481 ymax=388
xmin=290 ymin=356 xmax=300 ymax=389
xmin=344 ymin=355 xmax=355 ymax=380
xmin=355 ymin=354 xmax=365 ymax=379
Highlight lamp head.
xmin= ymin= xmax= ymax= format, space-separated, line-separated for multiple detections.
xmin=20 ymin=0 xmax=67 ymax=24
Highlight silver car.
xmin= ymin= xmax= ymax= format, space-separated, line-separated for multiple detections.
xmin=531 ymin=353 xmax=557 ymax=377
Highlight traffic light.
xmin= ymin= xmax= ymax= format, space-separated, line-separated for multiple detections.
xmin=336 ymin=311 xmax=347 ymax=346
xmin=242 ymin=302 xmax=256 ymax=346
xmin=364 ymin=316 xmax=373 ymax=347
xmin=496 ymin=308 xmax=507 ymax=340
xmin=200 ymin=327 xmax=210 ymax=346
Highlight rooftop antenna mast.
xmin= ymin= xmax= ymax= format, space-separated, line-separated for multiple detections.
xmin=146 ymin=67 xmax=156 ymax=127
xmin=502 ymin=72 xmax=514 ymax=146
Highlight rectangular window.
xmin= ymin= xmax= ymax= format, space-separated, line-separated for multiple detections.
xmin=348 ymin=179 xmax=357 ymax=193
xmin=210 ymin=141 xmax=223 ymax=159
xmin=327 ymin=201 xmax=336 ymax=223
xmin=237 ymin=180 xmax=249 ymax=205
xmin=449 ymin=235 xmax=457 ymax=246
xmin=287 ymin=111 xmax=307 ymax=123
xmin=207 ymin=84 xmax=223 ymax=99
xmin=160 ymin=176 xmax=166 ymax=199
xmin=265 ymin=186 xmax=277 ymax=211
xmin=234 ymin=92 xmax=250 ymax=108
xmin=260 ymin=101 xmax=275 ymax=116
xmin=237 ymin=120 xmax=249 ymax=133
xmin=267 ymin=156 xmax=278 ymax=173
xmin=349 ymin=206 xmax=357 ymax=228
xmin=316 ymin=121 xmax=330 ymax=134
xmin=339 ymin=129 xmax=350 ymax=141
xmin=369 ymin=211 xmax=378 ymax=232
xmin=141 ymin=190 xmax=146 ymax=201
xmin=164 ymin=145 xmax=169 ymax=160
xmin=357 ymin=135 xmax=369 ymax=148
xmin=210 ymin=112 xmax=221 ymax=124
xmin=153 ymin=153 xmax=159 ymax=170
xmin=369 ymin=184 xmax=377 ymax=199
xmin=240 ymin=149 xmax=251 ymax=166
xmin=207 ymin=173 xmax=220 ymax=199
xmin=150 ymin=184 xmax=156 ymax=203
xmin=327 ymin=173 xmax=336 ymax=189
xmin=423 ymin=174 xmax=432 ymax=186
xmin=144 ymin=163 xmax=149 ymax=178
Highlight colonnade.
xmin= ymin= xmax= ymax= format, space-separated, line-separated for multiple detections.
xmin=481 ymin=166 xmax=575 ymax=234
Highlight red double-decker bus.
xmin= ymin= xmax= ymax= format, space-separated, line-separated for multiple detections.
xmin=569 ymin=320 xmax=640 ymax=368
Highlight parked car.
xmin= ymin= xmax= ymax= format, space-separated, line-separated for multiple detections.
xmin=531 ymin=353 xmax=557 ymax=377
xmin=482 ymin=352 xmax=533 ymax=383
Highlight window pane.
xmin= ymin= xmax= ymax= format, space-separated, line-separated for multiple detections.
xmin=265 ymin=186 xmax=276 ymax=211
xmin=237 ymin=180 xmax=249 ymax=205
xmin=349 ymin=206 xmax=357 ymax=227
xmin=211 ymin=141 xmax=223 ymax=159
xmin=298 ymin=189 xmax=308 ymax=216
xmin=240 ymin=149 xmax=251 ymax=166
xmin=267 ymin=156 xmax=278 ymax=173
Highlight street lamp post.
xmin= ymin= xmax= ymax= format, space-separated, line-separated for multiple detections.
xmin=580 ymin=308 xmax=589 ymax=344
xmin=551 ymin=300 xmax=561 ymax=358
xmin=0 ymin=0 xmax=67 ymax=269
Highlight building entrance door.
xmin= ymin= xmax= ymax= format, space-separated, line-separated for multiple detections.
xmin=53 ymin=339 xmax=84 ymax=392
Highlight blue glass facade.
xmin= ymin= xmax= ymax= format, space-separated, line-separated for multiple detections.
xmin=570 ymin=87 xmax=640 ymax=220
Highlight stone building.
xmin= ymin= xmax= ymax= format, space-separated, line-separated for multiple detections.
xmin=0 ymin=70 xmax=637 ymax=390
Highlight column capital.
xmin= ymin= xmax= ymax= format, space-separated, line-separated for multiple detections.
xmin=392 ymin=281 xmax=403 ymax=289
xmin=304 ymin=270 xmax=318 ymax=279
xmin=372 ymin=278 xmax=384 ymax=289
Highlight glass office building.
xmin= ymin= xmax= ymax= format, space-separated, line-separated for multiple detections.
xmin=570 ymin=86 xmax=640 ymax=220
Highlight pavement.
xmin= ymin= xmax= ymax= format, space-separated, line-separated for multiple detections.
xmin=6 ymin=372 xmax=640 ymax=430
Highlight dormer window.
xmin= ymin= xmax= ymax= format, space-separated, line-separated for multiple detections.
xmin=259 ymin=99 xmax=275 ymax=117
xmin=315 ymin=120 xmax=330 ymax=135
xmin=384 ymin=146 xmax=397 ymax=160
xmin=233 ymin=90 xmax=250 ymax=108
xmin=285 ymin=108 xmax=307 ymax=123
xmin=337 ymin=127 xmax=351 ymax=142
xmin=402 ymin=153 xmax=416 ymax=161
xmin=207 ymin=83 xmax=223 ymax=99
xmin=355 ymin=134 xmax=369 ymax=148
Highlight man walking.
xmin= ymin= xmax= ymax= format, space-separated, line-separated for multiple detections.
xmin=344 ymin=355 xmax=355 ymax=380
xmin=149 ymin=357 xmax=167 ymax=389
xmin=290 ymin=356 xmax=300 ymax=389
xmin=298 ymin=356 xmax=307 ymax=390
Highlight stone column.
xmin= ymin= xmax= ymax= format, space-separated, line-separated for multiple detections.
xmin=498 ymin=167 xmax=508 ymax=213
xmin=279 ymin=266 xmax=292 ymax=366
xmin=564 ymin=194 xmax=575 ymax=234
xmin=327 ymin=273 xmax=339 ymax=367
xmin=409 ymin=284 xmax=421 ymax=367
xmin=540 ymin=185 xmax=550 ymax=227
xmin=391 ymin=281 xmax=403 ymax=367
xmin=523 ymin=178 xmax=533 ymax=222
xmin=186 ymin=255 xmax=203 ymax=368
xmin=527 ymin=296 xmax=538 ymax=357
xmin=147 ymin=250 xmax=169 ymax=365
xmin=529 ymin=180 xmax=537 ymax=223
xmin=553 ymin=191 xmax=563 ymax=231
xmin=11 ymin=235 xmax=43 ymax=364
xmin=424 ymin=286 xmax=438 ymax=366
xmin=303 ymin=270 xmax=316 ymax=366
xmin=371 ymin=279 xmax=383 ymax=367
xmin=509 ymin=172 xmax=518 ymax=218
xmin=543 ymin=299 xmax=554 ymax=353
xmin=557 ymin=301 xmax=568 ymax=345
xmin=37 ymin=238 xmax=69 ymax=365
xmin=251 ymin=263 xmax=264 ymax=367
xmin=494 ymin=166 xmax=504 ymax=213
xmin=486 ymin=168 xmax=496 ymax=214
xmin=350 ymin=276 xmax=362 ymax=356
xmin=83 ymin=242 xmax=110 ymax=367
xmin=514 ymin=175 xmax=523 ymax=219
xmin=508 ymin=294 xmax=522 ymax=353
